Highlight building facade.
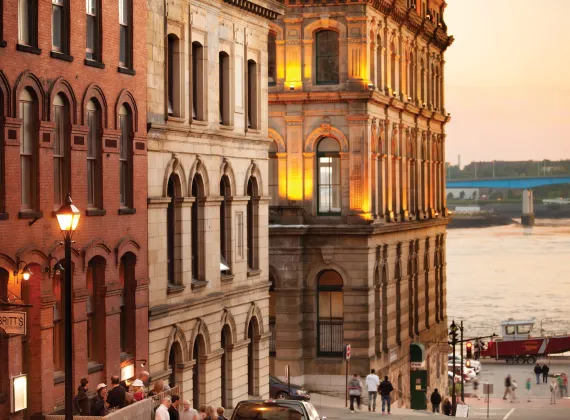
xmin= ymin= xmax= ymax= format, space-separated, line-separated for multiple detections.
xmin=267 ymin=0 xmax=453 ymax=407
xmin=146 ymin=0 xmax=283 ymax=410
xmin=0 ymin=0 xmax=148 ymax=417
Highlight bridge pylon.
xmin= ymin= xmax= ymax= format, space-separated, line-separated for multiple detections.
xmin=521 ymin=189 xmax=535 ymax=227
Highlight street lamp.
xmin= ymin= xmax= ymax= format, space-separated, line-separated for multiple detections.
xmin=449 ymin=321 xmax=459 ymax=416
xmin=55 ymin=193 xmax=80 ymax=420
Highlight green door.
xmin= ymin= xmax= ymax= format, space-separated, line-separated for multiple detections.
xmin=410 ymin=370 xmax=428 ymax=410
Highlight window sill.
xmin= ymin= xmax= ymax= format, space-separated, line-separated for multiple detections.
xmin=84 ymin=59 xmax=105 ymax=69
xmin=54 ymin=370 xmax=65 ymax=385
xmin=16 ymin=44 xmax=41 ymax=55
xmin=247 ymin=269 xmax=261 ymax=278
xmin=0 ymin=213 xmax=8 ymax=220
xmin=190 ymin=279 xmax=208 ymax=290
xmin=221 ymin=273 xmax=235 ymax=283
xmin=167 ymin=283 xmax=186 ymax=294
xmin=219 ymin=124 xmax=234 ymax=131
xmin=18 ymin=211 xmax=43 ymax=220
xmin=86 ymin=209 xmax=106 ymax=216
xmin=119 ymin=208 xmax=136 ymax=215
xmin=51 ymin=51 xmax=73 ymax=62
xmin=0 ymin=40 xmax=6 ymax=48
xmin=118 ymin=66 xmax=136 ymax=76
xmin=191 ymin=119 xmax=208 ymax=127
xmin=88 ymin=361 xmax=104 ymax=374
xmin=246 ymin=128 xmax=261 ymax=134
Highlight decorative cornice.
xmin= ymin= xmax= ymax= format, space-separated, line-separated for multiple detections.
xmin=223 ymin=0 xmax=284 ymax=19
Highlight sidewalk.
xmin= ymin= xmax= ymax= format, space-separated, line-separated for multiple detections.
xmin=309 ymin=393 xmax=426 ymax=417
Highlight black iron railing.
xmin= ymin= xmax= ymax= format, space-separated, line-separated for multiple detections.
xmin=318 ymin=318 xmax=344 ymax=356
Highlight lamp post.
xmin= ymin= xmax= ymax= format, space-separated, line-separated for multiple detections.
xmin=449 ymin=320 xmax=459 ymax=416
xmin=55 ymin=193 xmax=81 ymax=420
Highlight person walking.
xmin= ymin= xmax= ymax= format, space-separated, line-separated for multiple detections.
xmin=91 ymin=384 xmax=108 ymax=417
xmin=502 ymin=374 xmax=512 ymax=400
xmin=217 ymin=407 xmax=229 ymax=420
xmin=73 ymin=377 xmax=90 ymax=415
xmin=510 ymin=379 xmax=518 ymax=402
xmin=534 ymin=364 xmax=542 ymax=385
xmin=347 ymin=373 xmax=362 ymax=413
xmin=156 ymin=397 xmax=172 ymax=420
xmin=525 ymin=378 xmax=532 ymax=402
xmin=542 ymin=363 xmax=550 ymax=384
xmin=365 ymin=369 xmax=380 ymax=412
xmin=169 ymin=395 xmax=181 ymax=420
xmin=107 ymin=375 xmax=126 ymax=409
xmin=379 ymin=375 xmax=394 ymax=415
xmin=556 ymin=375 xmax=564 ymax=398
xmin=430 ymin=388 xmax=442 ymax=413
xmin=442 ymin=397 xmax=452 ymax=416
xmin=473 ymin=378 xmax=480 ymax=400
xmin=562 ymin=373 xmax=569 ymax=397
xmin=181 ymin=400 xmax=199 ymax=420
xmin=550 ymin=378 xmax=557 ymax=404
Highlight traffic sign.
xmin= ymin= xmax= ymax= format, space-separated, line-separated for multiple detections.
xmin=344 ymin=344 xmax=351 ymax=361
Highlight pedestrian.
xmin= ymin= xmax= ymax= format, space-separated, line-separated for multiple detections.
xmin=181 ymin=400 xmax=199 ymax=420
xmin=204 ymin=405 xmax=218 ymax=420
xmin=534 ymin=363 xmax=542 ymax=384
xmin=525 ymin=378 xmax=532 ymax=402
xmin=156 ymin=397 xmax=172 ymax=420
xmin=91 ymin=383 xmax=108 ymax=417
xmin=378 ymin=375 xmax=394 ymax=415
xmin=562 ymin=373 xmax=569 ymax=397
xmin=73 ymin=377 xmax=90 ymax=415
xmin=556 ymin=375 xmax=564 ymax=398
xmin=148 ymin=380 xmax=165 ymax=397
xmin=550 ymin=378 xmax=557 ymax=404
xmin=131 ymin=379 xmax=145 ymax=401
xmin=198 ymin=405 xmax=208 ymax=419
xmin=169 ymin=395 xmax=181 ymax=420
xmin=473 ymin=378 xmax=480 ymax=400
xmin=542 ymin=363 xmax=550 ymax=383
xmin=107 ymin=375 xmax=126 ymax=409
xmin=502 ymin=374 xmax=512 ymax=400
xmin=442 ymin=397 xmax=452 ymax=416
xmin=365 ymin=368 xmax=380 ymax=412
xmin=217 ymin=407 xmax=229 ymax=420
xmin=510 ymin=379 xmax=518 ymax=402
xmin=430 ymin=388 xmax=442 ymax=413
xmin=140 ymin=370 xmax=150 ymax=386
xmin=347 ymin=373 xmax=362 ymax=413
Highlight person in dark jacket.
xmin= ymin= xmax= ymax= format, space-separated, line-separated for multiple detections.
xmin=107 ymin=375 xmax=126 ymax=409
xmin=91 ymin=384 xmax=108 ymax=417
xmin=503 ymin=374 xmax=512 ymax=400
xmin=534 ymin=364 xmax=542 ymax=384
xmin=169 ymin=395 xmax=181 ymax=420
xmin=442 ymin=397 xmax=452 ymax=416
xmin=430 ymin=389 xmax=442 ymax=413
xmin=542 ymin=363 xmax=550 ymax=383
xmin=378 ymin=376 xmax=394 ymax=415
xmin=74 ymin=377 xmax=90 ymax=415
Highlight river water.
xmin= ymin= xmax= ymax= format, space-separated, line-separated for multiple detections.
xmin=446 ymin=219 xmax=570 ymax=340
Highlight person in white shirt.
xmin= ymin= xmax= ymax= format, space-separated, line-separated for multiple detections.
xmin=181 ymin=400 xmax=199 ymax=420
xmin=156 ymin=397 xmax=172 ymax=420
xmin=365 ymin=369 xmax=380 ymax=412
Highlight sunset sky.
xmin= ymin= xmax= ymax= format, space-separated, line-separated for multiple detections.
xmin=444 ymin=0 xmax=570 ymax=167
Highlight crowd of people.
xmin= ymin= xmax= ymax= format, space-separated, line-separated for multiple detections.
xmin=348 ymin=370 xmax=396 ymax=415
xmin=72 ymin=371 xmax=230 ymax=419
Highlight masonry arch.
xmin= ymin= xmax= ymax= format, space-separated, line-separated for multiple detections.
xmin=244 ymin=161 xmax=264 ymax=197
xmin=0 ymin=70 xmax=11 ymax=118
xmin=220 ymin=159 xmax=237 ymax=197
xmin=82 ymin=83 xmax=108 ymax=128
xmin=188 ymin=156 xmax=210 ymax=197
xmin=246 ymin=307 xmax=263 ymax=397
xmin=162 ymin=155 xmax=187 ymax=198
xmin=190 ymin=319 xmax=210 ymax=408
xmin=13 ymin=71 xmax=45 ymax=120
xmin=303 ymin=18 xmax=347 ymax=40
xmin=268 ymin=128 xmax=286 ymax=153
xmin=305 ymin=124 xmax=349 ymax=153
xmin=49 ymin=77 xmax=77 ymax=124
xmin=165 ymin=324 xmax=188 ymax=387
xmin=115 ymin=89 xmax=139 ymax=131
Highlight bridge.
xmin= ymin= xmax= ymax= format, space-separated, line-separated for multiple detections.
xmin=446 ymin=176 xmax=570 ymax=226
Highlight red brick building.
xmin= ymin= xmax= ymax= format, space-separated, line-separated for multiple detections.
xmin=0 ymin=0 xmax=148 ymax=417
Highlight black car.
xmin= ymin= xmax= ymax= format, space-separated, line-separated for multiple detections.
xmin=269 ymin=375 xmax=310 ymax=400
xmin=230 ymin=400 xmax=325 ymax=420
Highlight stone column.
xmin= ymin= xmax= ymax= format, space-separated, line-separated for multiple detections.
xmin=340 ymin=152 xmax=351 ymax=217
xmin=347 ymin=116 xmax=371 ymax=219
xmin=227 ymin=339 xmax=250 ymax=404
xmin=276 ymin=153 xmax=287 ymax=204
xmin=302 ymin=152 xmax=314 ymax=215
xmin=371 ymin=43 xmax=378 ymax=87
xmin=386 ymin=126 xmax=394 ymax=222
xmin=204 ymin=349 xmax=224 ymax=406
xmin=379 ymin=46 xmax=387 ymax=93
xmin=285 ymin=116 xmax=304 ymax=203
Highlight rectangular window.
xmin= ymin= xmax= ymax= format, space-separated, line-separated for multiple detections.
xmin=20 ymin=98 xmax=36 ymax=211
xmin=119 ymin=112 xmax=132 ymax=207
xmin=52 ymin=0 xmax=65 ymax=52
xmin=86 ymin=0 xmax=98 ymax=60
xmin=268 ymin=32 xmax=276 ymax=86
xmin=236 ymin=212 xmax=243 ymax=259
xmin=118 ymin=0 xmax=131 ymax=67
xmin=86 ymin=107 xmax=101 ymax=208
xmin=19 ymin=0 xmax=35 ymax=46
xmin=318 ymin=156 xmax=341 ymax=213
xmin=315 ymin=31 xmax=339 ymax=85
xmin=53 ymin=104 xmax=67 ymax=206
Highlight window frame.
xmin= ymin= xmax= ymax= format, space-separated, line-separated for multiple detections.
xmin=119 ymin=105 xmax=133 ymax=208
xmin=167 ymin=34 xmax=181 ymax=117
xmin=316 ymin=270 xmax=344 ymax=357
xmin=86 ymin=100 xmax=102 ymax=210
xmin=118 ymin=0 xmax=132 ymax=69
xmin=219 ymin=51 xmax=231 ymax=126
xmin=85 ymin=0 xmax=101 ymax=63
xmin=316 ymin=138 xmax=341 ymax=216
xmin=19 ymin=89 xmax=38 ymax=212
xmin=51 ymin=0 xmax=69 ymax=54
xmin=267 ymin=31 xmax=277 ymax=87
xmin=246 ymin=59 xmax=258 ymax=130
xmin=53 ymin=94 xmax=70 ymax=209
xmin=18 ymin=0 xmax=38 ymax=48
xmin=315 ymin=30 xmax=339 ymax=86
xmin=191 ymin=41 xmax=205 ymax=121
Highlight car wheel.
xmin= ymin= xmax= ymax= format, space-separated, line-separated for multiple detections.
xmin=506 ymin=357 xmax=513 ymax=364
xmin=276 ymin=392 xmax=288 ymax=400
xmin=527 ymin=356 xmax=536 ymax=364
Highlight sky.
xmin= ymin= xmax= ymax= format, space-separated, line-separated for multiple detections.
xmin=444 ymin=0 xmax=570 ymax=166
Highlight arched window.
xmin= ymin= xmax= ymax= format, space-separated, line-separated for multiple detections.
xmin=390 ymin=42 xmax=397 ymax=94
xmin=193 ymin=335 xmax=206 ymax=407
xmin=119 ymin=104 xmax=133 ymax=208
xmin=119 ymin=0 xmax=132 ymax=69
xmin=219 ymin=51 xmax=230 ymax=125
xmin=20 ymin=88 xmax=38 ymax=211
xmin=381 ymin=265 xmax=388 ymax=351
xmin=317 ymin=137 xmax=341 ymax=214
xmin=424 ymin=247 xmax=430 ymax=328
xmin=167 ymin=174 xmax=181 ymax=286
xmin=192 ymin=41 xmax=204 ymax=121
xmin=167 ymin=34 xmax=181 ymax=117
xmin=247 ymin=318 xmax=260 ymax=396
xmin=191 ymin=175 xmax=204 ymax=281
xmin=247 ymin=59 xmax=258 ymax=129
xmin=19 ymin=0 xmax=38 ymax=47
xmin=315 ymin=30 xmax=339 ymax=85
xmin=86 ymin=99 xmax=102 ymax=209
xmin=317 ymin=270 xmax=343 ymax=356
xmin=53 ymin=93 xmax=70 ymax=208
xmin=220 ymin=175 xmax=231 ymax=274
xmin=120 ymin=252 xmax=136 ymax=354
xmin=220 ymin=324 xmax=231 ymax=407
xmin=268 ymin=141 xmax=278 ymax=206
xmin=168 ymin=342 xmax=182 ymax=388
xmin=268 ymin=32 xmax=276 ymax=86
xmin=52 ymin=262 xmax=66 ymax=372
xmin=87 ymin=256 xmax=105 ymax=362
xmin=246 ymin=177 xmax=259 ymax=271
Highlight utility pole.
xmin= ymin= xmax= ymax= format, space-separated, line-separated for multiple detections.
xmin=460 ymin=321 xmax=465 ymax=402
xmin=474 ymin=162 xmax=477 ymax=179
xmin=492 ymin=161 xmax=495 ymax=178
xmin=449 ymin=321 xmax=459 ymax=416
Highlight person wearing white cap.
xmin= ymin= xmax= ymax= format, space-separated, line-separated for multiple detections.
xmin=155 ymin=397 xmax=172 ymax=420
xmin=131 ymin=379 xmax=145 ymax=401
xmin=91 ymin=383 xmax=108 ymax=416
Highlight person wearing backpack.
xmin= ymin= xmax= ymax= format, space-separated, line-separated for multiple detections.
xmin=378 ymin=375 xmax=394 ymax=415
xmin=347 ymin=373 xmax=362 ymax=413
xmin=74 ymin=377 xmax=90 ymax=415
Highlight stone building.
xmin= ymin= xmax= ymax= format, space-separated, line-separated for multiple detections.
xmin=0 ymin=0 xmax=148 ymax=417
xmin=267 ymin=0 xmax=453 ymax=406
xmin=146 ymin=0 xmax=283 ymax=409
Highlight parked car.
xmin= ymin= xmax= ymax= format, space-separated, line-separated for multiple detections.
xmin=448 ymin=354 xmax=482 ymax=374
xmin=448 ymin=362 xmax=476 ymax=381
xmin=448 ymin=371 xmax=462 ymax=384
xmin=230 ymin=399 xmax=326 ymax=420
xmin=269 ymin=375 xmax=310 ymax=400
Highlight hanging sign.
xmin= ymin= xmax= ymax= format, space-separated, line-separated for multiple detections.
xmin=0 ymin=312 xmax=26 ymax=336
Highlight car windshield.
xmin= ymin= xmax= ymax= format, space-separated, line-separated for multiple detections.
xmin=233 ymin=402 xmax=306 ymax=420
